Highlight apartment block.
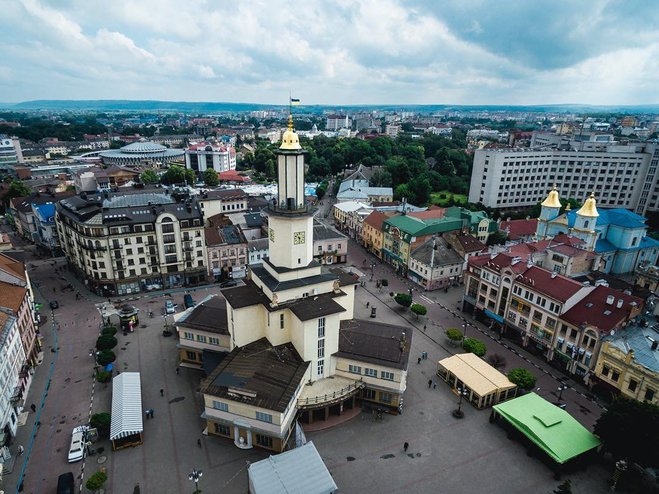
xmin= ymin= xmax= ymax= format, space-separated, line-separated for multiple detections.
xmin=56 ymin=189 xmax=208 ymax=296
xmin=468 ymin=139 xmax=659 ymax=215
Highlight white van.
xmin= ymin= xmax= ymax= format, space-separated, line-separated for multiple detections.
xmin=68 ymin=426 xmax=88 ymax=462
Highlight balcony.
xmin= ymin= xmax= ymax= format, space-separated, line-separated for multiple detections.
xmin=297 ymin=376 xmax=364 ymax=410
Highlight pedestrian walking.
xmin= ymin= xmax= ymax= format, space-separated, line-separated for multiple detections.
xmin=403 ymin=442 xmax=409 ymax=452
xmin=428 ymin=379 xmax=432 ymax=388
xmin=197 ymin=438 xmax=202 ymax=448
xmin=366 ymin=301 xmax=370 ymax=308
xmin=433 ymin=382 xmax=437 ymax=390
xmin=150 ymin=409 xmax=154 ymax=418
xmin=423 ymin=324 xmax=427 ymax=331
xmin=176 ymin=367 xmax=180 ymax=375
xmin=30 ymin=403 xmax=36 ymax=413
xmin=17 ymin=445 xmax=24 ymax=455
xmin=145 ymin=410 xmax=150 ymax=420
xmin=417 ymin=357 xmax=421 ymax=365
xmin=160 ymin=388 xmax=164 ymax=397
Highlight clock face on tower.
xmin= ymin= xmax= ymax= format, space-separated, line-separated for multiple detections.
xmin=269 ymin=228 xmax=275 ymax=242
xmin=293 ymin=231 xmax=306 ymax=244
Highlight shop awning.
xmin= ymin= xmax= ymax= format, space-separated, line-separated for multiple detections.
xmin=483 ymin=308 xmax=504 ymax=323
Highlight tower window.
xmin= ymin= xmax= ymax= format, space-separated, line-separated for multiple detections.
xmin=279 ymin=314 xmax=284 ymax=329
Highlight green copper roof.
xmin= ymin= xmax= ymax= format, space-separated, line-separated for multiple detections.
xmin=492 ymin=393 xmax=601 ymax=464
xmin=385 ymin=214 xmax=463 ymax=236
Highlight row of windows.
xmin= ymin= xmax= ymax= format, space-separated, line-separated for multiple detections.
xmin=211 ymin=401 xmax=275 ymax=424
xmin=348 ymin=365 xmax=393 ymax=380
xmin=183 ymin=332 xmax=221 ymax=345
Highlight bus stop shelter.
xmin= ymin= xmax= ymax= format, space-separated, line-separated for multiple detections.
xmin=437 ymin=352 xmax=517 ymax=408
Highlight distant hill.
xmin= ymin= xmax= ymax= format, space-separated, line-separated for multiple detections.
xmin=2 ymin=99 xmax=659 ymax=114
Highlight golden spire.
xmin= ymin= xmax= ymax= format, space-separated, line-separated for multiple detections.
xmin=576 ymin=193 xmax=599 ymax=217
xmin=279 ymin=114 xmax=301 ymax=150
xmin=541 ymin=185 xmax=561 ymax=208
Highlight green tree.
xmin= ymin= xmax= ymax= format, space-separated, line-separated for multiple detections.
xmin=3 ymin=180 xmax=31 ymax=207
xmin=445 ymin=327 xmax=463 ymax=342
xmin=408 ymin=176 xmax=432 ymax=206
xmin=462 ymin=337 xmax=487 ymax=357
xmin=553 ymin=479 xmax=572 ymax=494
xmin=90 ymin=412 xmax=112 ymax=439
xmin=507 ymin=368 xmax=537 ymax=390
xmin=593 ymin=397 xmax=659 ymax=467
xmin=161 ymin=165 xmax=195 ymax=186
xmin=486 ymin=230 xmax=508 ymax=246
xmin=95 ymin=335 xmax=118 ymax=351
xmin=139 ymin=169 xmax=160 ymax=185
xmin=96 ymin=350 xmax=116 ymax=366
xmin=370 ymin=168 xmax=392 ymax=187
xmin=86 ymin=470 xmax=108 ymax=492
xmin=393 ymin=293 xmax=413 ymax=308
xmin=410 ymin=303 xmax=427 ymax=318
xmin=203 ymin=168 xmax=219 ymax=186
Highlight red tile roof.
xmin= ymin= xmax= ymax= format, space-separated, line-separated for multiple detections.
xmin=499 ymin=219 xmax=537 ymax=240
xmin=363 ymin=210 xmax=391 ymax=229
xmin=560 ymin=285 xmax=643 ymax=333
xmin=515 ymin=266 xmax=583 ymax=302
xmin=454 ymin=234 xmax=486 ymax=253
xmin=218 ymin=171 xmax=248 ymax=182
xmin=408 ymin=207 xmax=446 ymax=220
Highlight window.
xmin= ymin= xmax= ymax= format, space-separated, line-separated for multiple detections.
xmin=317 ymin=359 xmax=324 ymax=376
xmin=212 ymin=401 xmax=228 ymax=412
xmin=601 ymin=365 xmax=610 ymax=377
xmin=348 ymin=365 xmax=361 ymax=374
xmin=280 ymin=314 xmax=285 ymax=329
xmin=196 ymin=334 xmax=207 ymax=343
xmin=185 ymin=351 xmax=197 ymax=360
xmin=209 ymin=337 xmax=219 ymax=346
xmin=611 ymin=370 xmax=620 ymax=382
xmin=255 ymin=434 xmax=273 ymax=448
xmin=363 ymin=388 xmax=376 ymax=400
xmin=255 ymin=411 xmax=272 ymax=423
xmin=318 ymin=317 xmax=325 ymax=338
xmin=364 ymin=368 xmax=377 ymax=377
xmin=628 ymin=379 xmax=638 ymax=392
xmin=645 ymin=388 xmax=655 ymax=402
xmin=214 ymin=423 xmax=231 ymax=436
xmin=381 ymin=371 xmax=394 ymax=381
xmin=318 ymin=339 xmax=325 ymax=359
xmin=380 ymin=392 xmax=393 ymax=404
xmin=184 ymin=332 xmax=194 ymax=340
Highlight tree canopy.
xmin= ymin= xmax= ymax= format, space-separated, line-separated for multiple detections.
xmin=593 ymin=397 xmax=659 ymax=467
xmin=506 ymin=368 xmax=537 ymax=390
xmin=462 ymin=337 xmax=487 ymax=357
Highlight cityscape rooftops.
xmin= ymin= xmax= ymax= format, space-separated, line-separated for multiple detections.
xmin=560 ymin=285 xmax=643 ymax=332
xmin=515 ymin=265 xmax=584 ymax=302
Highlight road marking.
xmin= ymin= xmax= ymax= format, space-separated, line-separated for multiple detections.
xmin=419 ymin=294 xmax=434 ymax=305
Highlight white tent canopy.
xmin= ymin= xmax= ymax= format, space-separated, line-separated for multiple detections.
xmin=248 ymin=441 xmax=337 ymax=494
xmin=110 ymin=372 xmax=143 ymax=449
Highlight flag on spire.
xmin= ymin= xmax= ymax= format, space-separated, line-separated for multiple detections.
xmin=290 ymin=98 xmax=301 ymax=106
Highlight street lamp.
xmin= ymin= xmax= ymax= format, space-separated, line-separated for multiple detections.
xmin=556 ymin=383 xmax=568 ymax=405
xmin=452 ymin=386 xmax=469 ymax=418
xmin=188 ymin=468 xmax=203 ymax=494
xmin=370 ymin=263 xmax=375 ymax=282
xmin=462 ymin=323 xmax=467 ymax=341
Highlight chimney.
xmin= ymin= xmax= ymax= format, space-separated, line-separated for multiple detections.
xmin=606 ymin=295 xmax=615 ymax=305
xmin=616 ymin=299 xmax=624 ymax=309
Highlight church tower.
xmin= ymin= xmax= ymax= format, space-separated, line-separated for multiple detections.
xmin=536 ymin=186 xmax=561 ymax=239
xmin=572 ymin=193 xmax=599 ymax=251
xmin=266 ymin=115 xmax=315 ymax=269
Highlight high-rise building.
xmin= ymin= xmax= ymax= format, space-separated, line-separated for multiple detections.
xmin=0 ymin=135 xmax=20 ymax=175
xmin=468 ymin=137 xmax=659 ymax=215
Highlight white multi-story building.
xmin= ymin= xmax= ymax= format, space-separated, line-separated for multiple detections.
xmin=56 ymin=189 xmax=208 ymax=296
xmin=0 ymin=312 xmax=26 ymax=441
xmin=185 ymin=141 xmax=237 ymax=175
xmin=468 ymin=138 xmax=659 ymax=215
xmin=0 ymin=135 xmax=20 ymax=174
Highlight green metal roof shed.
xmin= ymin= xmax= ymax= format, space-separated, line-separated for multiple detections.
xmin=492 ymin=392 xmax=601 ymax=464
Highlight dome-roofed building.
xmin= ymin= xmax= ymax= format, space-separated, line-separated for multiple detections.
xmin=99 ymin=140 xmax=184 ymax=167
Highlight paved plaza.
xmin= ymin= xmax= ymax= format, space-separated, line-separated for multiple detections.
xmin=1 ymin=250 xmax=614 ymax=493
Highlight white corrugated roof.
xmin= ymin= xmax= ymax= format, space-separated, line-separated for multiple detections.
xmin=110 ymin=372 xmax=143 ymax=440
xmin=248 ymin=441 xmax=337 ymax=494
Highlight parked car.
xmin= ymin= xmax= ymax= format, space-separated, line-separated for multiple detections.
xmin=165 ymin=300 xmax=176 ymax=314
xmin=57 ymin=472 xmax=75 ymax=494
xmin=183 ymin=294 xmax=196 ymax=309
xmin=219 ymin=280 xmax=238 ymax=288
xmin=68 ymin=425 xmax=88 ymax=462
xmin=49 ymin=300 xmax=59 ymax=310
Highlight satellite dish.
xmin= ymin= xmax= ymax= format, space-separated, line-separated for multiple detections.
xmin=610 ymin=330 xmax=615 ymax=336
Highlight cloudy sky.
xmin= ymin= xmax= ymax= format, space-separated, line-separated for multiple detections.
xmin=1 ymin=0 xmax=657 ymax=106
